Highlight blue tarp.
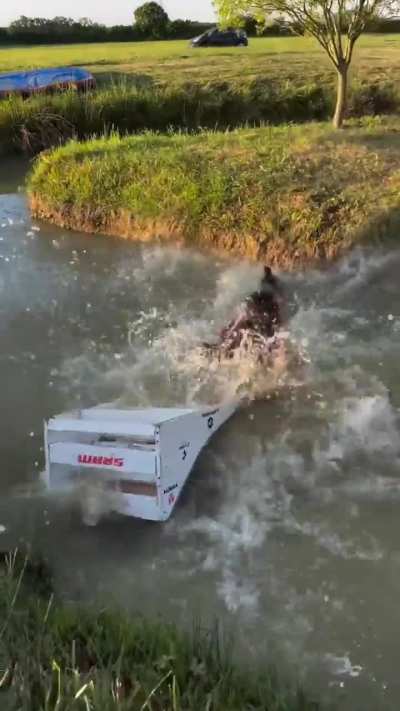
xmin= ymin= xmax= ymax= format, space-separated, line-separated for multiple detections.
xmin=0 ymin=67 xmax=95 ymax=96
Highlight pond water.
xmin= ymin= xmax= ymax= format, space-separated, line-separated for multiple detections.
xmin=1 ymin=165 xmax=400 ymax=710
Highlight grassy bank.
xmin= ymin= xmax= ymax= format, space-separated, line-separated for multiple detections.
xmin=0 ymin=552 xmax=318 ymax=710
xmin=1 ymin=35 xmax=400 ymax=155
xmin=28 ymin=117 xmax=400 ymax=266
xmin=2 ymin=80 xmax=399 ymax=156
xmin=0 ymin=81 xmax=332 ymax=155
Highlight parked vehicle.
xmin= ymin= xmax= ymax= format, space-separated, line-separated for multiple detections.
xmin=190 ymin=27 xmax=248 ymax=48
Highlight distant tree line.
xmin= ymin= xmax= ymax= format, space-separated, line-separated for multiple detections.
xmin=0 ymin=12 xmax=214 ymax=45
xmin=1 ymin=2 xmax=399 ymax=46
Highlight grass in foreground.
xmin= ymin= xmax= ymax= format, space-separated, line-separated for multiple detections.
xmin=28 ymin=116 xmax=400 ymax=266
xmin=0 ymin=552 xmax=319 ymax=710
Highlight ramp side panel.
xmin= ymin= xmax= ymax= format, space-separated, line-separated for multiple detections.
xmin=44 ymin=403 xmax=238 ymax=521
xmin=49 ymin=442 xmax=157 ymax=479
xmin=158 ymin=402 xmax=238 ymax=519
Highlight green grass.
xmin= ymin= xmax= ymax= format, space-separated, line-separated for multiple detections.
xmin=0 ymin=551 xmax=319 ymax=710
xmin=0 ymin=80 xmax=336 ymax=155
xmin=28 ymin=116 xmax=400 ymax=266
xmin=1 ymin=74 xmax=398 ymax=156
xmin=1 ymin=36 xmax=400 ymax=156
xmin=1 ymin=36 xmax=400 ymax=89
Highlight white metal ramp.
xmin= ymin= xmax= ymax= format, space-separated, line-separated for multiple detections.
xmin=44 ymin=402 xmax=238 ymax=521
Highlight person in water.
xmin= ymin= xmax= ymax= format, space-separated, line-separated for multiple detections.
xmin=205 ymin=265 xmax=284 ymax=356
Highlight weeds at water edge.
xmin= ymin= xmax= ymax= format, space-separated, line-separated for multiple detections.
xmin=1 ymin=77 xmax=399 ymax=155
xmin=0 ymin=550 xmax=319 ymax=710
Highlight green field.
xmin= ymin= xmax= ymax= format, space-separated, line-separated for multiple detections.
xmin=1 ymin=36 xmax=400 ymax=88
xmin=2 ymin=34 xmax=400 ymax=157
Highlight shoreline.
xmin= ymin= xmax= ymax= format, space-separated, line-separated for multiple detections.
xmin=29 ymin=195 xmax=344 ymax=268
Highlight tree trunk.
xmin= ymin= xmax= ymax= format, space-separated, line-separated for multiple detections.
xmin=333 ymin=65 xmax=348 ymax=129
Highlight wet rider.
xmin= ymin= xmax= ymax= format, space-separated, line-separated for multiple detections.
xmin=218 ymin=265 xmax=284 ymax=352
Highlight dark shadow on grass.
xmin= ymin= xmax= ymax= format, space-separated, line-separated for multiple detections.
xmin=93 ymin=70 xmax=155 ymax=89
xmin=343 ymin=129 xmax=400 ymax=153
xmin=82 ymin=59 xmax=130 ymax=68
xmin=319 ymin=125 xmax=400 ymax=154
xmin=355 ymin=203 xmax=400 ymax=247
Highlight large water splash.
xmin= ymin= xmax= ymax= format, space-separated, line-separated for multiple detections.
xmin=60 ymin=255 xmax=304 ymax=408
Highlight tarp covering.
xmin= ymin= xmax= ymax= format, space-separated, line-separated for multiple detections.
xmin=0 ymin=67 xmax=95 ymax=96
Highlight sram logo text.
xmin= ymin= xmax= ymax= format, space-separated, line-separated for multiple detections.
xmin=78 ymin=455 xmax=124 ymax=467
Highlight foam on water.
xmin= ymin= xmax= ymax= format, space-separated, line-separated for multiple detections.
xmin=325 ymin=394 xmax=400 ymax=459
xmin=325 ymin=654 xmax=363 ymax=679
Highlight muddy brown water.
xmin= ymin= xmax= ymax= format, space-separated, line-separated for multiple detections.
xmin=1 ymin=163 xmax=400 ymax=710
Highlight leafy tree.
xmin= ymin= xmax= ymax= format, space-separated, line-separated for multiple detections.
xmin=3 ymin=14 xmax=215 ymax=44
xmin=134 ymin=2 xmax=169 ymax=38
xmin=214 ymin=0 xmax=400 ymax=128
